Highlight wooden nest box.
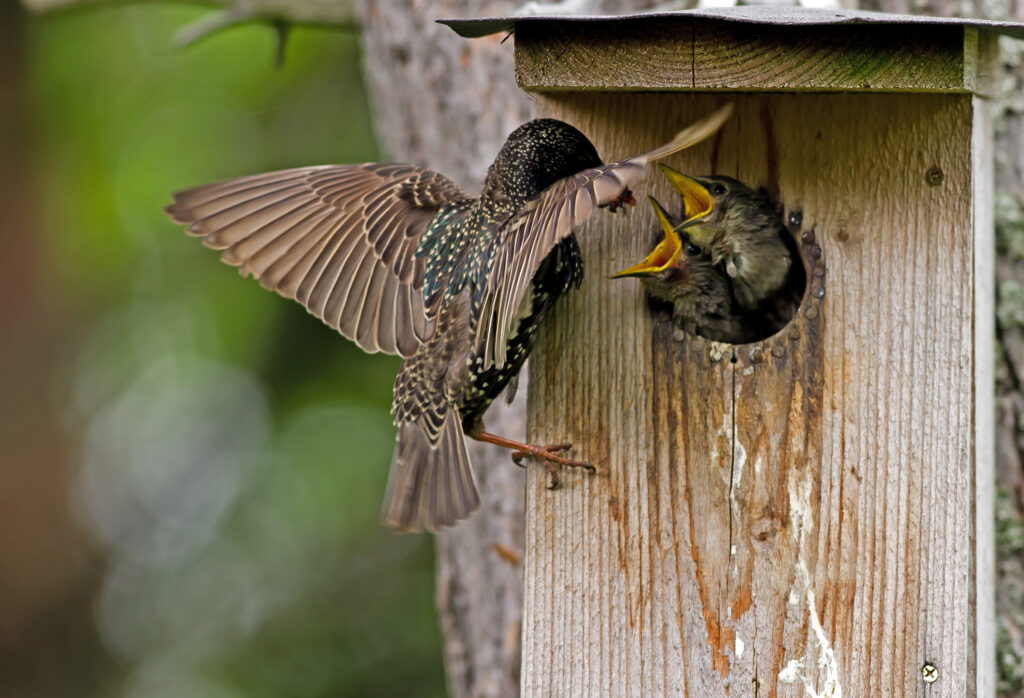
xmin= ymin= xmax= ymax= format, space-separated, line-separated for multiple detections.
xmin=443 ymin=8 xmax=1022 ymax=696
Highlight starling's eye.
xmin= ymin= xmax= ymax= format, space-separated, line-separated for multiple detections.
xmin=710 ymin=183 xmax=727 ymax=196
xmin=685 ymin=242 xmax=702 ymax=257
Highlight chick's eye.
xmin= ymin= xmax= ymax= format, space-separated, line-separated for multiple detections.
xmin=685 ymin=242 xmax=702 ymax=257
xmin=710 ymin=183 xmax=727 ymax=195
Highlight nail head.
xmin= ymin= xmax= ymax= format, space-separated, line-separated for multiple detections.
xmin=921 ymin=663 xmax=938 ymax=683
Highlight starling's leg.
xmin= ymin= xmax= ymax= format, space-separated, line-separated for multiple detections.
xmin=472 ymin=432 xmax=595 ymax=489
xmin=509 ymin=444 xmax=576 ymax=489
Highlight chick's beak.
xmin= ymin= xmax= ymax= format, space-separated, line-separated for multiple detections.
xmin=658 ymin=164 xmax=713 ymax=221
xmin=611 ymin=196 xmax=683 ymax=278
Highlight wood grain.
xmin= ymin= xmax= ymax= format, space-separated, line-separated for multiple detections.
xmin=514 ymin=18 xmax=973 ymax=93
xmin=971 ymin=91 xmax=996 ymax=698
xmin=522 ymin=92 xmax=990 ymax=696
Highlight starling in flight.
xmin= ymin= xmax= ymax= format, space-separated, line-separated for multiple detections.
xmin=165 ymin=105 xmax=732 ymax=531
xmin=612 ymin=195 xmax=753 ymax=345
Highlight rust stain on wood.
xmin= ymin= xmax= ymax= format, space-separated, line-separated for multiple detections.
xmin=732 ymin=567 xmax=753 ymax=621
xmin=688 ymin=510 xmax=735 ymax=678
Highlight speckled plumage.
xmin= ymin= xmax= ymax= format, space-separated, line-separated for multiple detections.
xmin=166 ymin=106 xmax=733 ymax=531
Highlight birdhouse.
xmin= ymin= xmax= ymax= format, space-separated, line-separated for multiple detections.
xmin=442 ymin=7 xmax=1018 ymax=696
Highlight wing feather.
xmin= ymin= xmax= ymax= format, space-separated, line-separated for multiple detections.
xmin=233 ymin=206 xmax=331 ymax=278
xmin=328 ymin=247 xmax=377 ymax=334
xmin=375 ymin=273 xmax=401 ymax=356
xmin=166 ymin=163 xmax=473 ymax=357
xmin=355 ymin=262 xmax=390 ymax=352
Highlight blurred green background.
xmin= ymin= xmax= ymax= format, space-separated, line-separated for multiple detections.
xmin=1 ymin=2 xmax=445 ymax=696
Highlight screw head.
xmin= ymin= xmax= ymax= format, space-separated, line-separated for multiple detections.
xmin=925 ymin=167 xmax=944 ymax=186
xmin=921 ymin=662 xmax=938 ymax=683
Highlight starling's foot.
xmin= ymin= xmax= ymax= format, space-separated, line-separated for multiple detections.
xmin=474 ymin=432 xmax=595 ymax=489
xmin=509 ymin=442 xmax=579 ymax=466
xmin=510 ymin=443 xmax=594 ymax=490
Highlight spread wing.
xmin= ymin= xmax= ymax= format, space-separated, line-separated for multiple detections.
xmin=478 ymin=103 xmax=733 ymax=369
xmin=166 ymin=163 xmax=473 ymax=357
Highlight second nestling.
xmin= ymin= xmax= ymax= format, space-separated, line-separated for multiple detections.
xmin=613 ymin=165 xmax=807 ymax=344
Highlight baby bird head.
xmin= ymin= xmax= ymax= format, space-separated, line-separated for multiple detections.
xmin=657 ymin=165 xmax=777 ymax=257
xmin=611 ymin=195 xmax=709 ymax=303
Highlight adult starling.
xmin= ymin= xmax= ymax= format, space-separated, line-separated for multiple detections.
xmin=612 ymin=196 xmax=753 ymax=344
xmin=659 ymin=166 xmax=799 ymax=313
xmin=165 ymin=105 xmax=733 ymax=531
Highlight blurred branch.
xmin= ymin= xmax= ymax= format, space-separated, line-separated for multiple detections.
xmin=20 ymin=0 xmax=357 ymax=28
xmin=172 ymin=7 xmax=256 ymax=46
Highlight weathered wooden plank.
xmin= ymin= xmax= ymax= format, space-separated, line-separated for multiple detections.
xmin=971 ymin=87 xmax=996 ymax=698
xmin=513 ymin=19 xmax=970 ymax=93
xmin=522 ymin=92 xmax=985 ymax=696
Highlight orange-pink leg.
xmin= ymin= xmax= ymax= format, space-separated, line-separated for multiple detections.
xmin=473 ymin=431 xmax=595 ymax=490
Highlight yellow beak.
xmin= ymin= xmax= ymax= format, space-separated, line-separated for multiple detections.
xmin=658 ymin=164 xmax=713 ymax=221
xmin=611 ymin=196 xmax=683 ymax=278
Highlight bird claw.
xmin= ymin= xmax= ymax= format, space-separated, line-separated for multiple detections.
xmin=509 ymin=443 xmax=595 ymax=489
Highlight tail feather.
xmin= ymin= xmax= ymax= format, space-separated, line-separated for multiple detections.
xmin=382 ymin=410 xmax=480 ymax=532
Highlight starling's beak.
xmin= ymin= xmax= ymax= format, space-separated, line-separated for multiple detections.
xmin=611 ymin=196 xmax=682 ymax=278
xmin=658 ymin=164 xmax=713 ymax=222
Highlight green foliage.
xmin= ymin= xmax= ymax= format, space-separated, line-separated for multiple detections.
xmin=29 ymin=7 xmax=443 ymax=697
xmin=997 ymin=486 xmax=1024 ymax=694
xmin=996 ymin=192 xmax=1024 ymax=333
xmin=995 ymin=188 xmax=1024 ymax=697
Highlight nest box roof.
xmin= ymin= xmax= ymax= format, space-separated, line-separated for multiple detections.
xmin=442 ymin=6 xmax=1014 ymax=93
xmin=439 ymin=6 xmax=1024 ymax=41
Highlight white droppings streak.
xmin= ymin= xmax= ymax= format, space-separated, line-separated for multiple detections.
xmin=788 ymin=464 xmax=814 ymax=550
xmin=735 ymin=636 xmax=745 ymax=659
xmin=777 ymin=569 xmax=843 ymax=698
xmin=732 ymin=435 xmax=747 ymax=489
xmin=778 ymin=657 xmax=806 ymax=685
xmin=778 ymin=461 xmax=843 ymax=698
xmin=729 ymin=419 xmax=747 ymax=530
xmin=805 ymin=582 xmax=842 ymax=698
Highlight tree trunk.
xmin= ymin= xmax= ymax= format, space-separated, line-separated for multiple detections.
xmin=358 ymin=3 xmax=532 ymax=695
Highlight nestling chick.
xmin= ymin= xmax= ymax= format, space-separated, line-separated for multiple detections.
xmin=166 ymin=105 xmax=733 ymax=532
xmin=612 ymin=196 xmax=753 ymax=345
xmin=659 ymin=165 xmax=797 ymax=312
